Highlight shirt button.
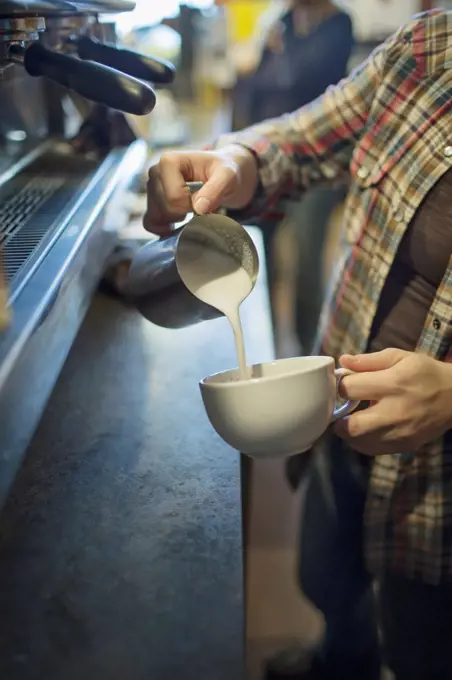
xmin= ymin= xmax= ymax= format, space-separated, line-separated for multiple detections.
xmin=321 ymin=165 xmax=338 ymax=179
xmin=433 ymin=318 xmax=441 ymax=330
xmin=357 ymin=166 xmax=369 ymax=180
xmin=394 ymin=210 xmax=405 ymax=222
xmin=444 ymin=146 xmax=452 ymax=158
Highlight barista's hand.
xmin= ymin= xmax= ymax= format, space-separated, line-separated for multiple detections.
xmin=334 ymin=349 xmax=452 ymax=456
xmin=143 ymin=144 xmax=259 ymax=235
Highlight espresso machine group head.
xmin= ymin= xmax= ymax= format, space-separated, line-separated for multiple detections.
xmin=0 ymin=3 xmax=175 ymax=116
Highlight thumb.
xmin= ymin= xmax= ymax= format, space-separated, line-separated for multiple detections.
xmin=340 ymin=348 xmax=409 ymax=372
xmin=193 ymin=165 xmax=237 ymax=215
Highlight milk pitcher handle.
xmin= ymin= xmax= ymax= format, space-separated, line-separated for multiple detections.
xmin=332 ymin=368 xmax=360 ymax=422
xmin=186 ymin=181 xmax=204 ymax=195
xmin=164 ymin=182 xmax=205 ymax=237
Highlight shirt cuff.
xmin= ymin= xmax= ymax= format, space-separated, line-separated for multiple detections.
xmin=210 ymin=132 xmax=294 ymax=224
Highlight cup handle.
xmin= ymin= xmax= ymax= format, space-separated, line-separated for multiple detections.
xmin=332 ymin=368 xmax=360 ymax=422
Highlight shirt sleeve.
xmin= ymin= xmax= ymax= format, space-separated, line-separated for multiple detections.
xmin=215 ymin=18 xmax=417 ymax=223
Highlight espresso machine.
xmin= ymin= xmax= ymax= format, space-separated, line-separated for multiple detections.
xmin=0 ymin=0 xmax=175 ymax=507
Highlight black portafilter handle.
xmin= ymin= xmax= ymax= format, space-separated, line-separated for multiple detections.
xmin=77 ymin=37 xmax=176 ymax=85
xmin=21 ymin=42 xmax=157 ymax=116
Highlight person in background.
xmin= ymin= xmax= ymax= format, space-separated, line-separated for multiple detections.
xmin=246 ymin=0 xmax=353 ymax=123
xmin=232 ymin=0 xmax=354 ymax=356
xmin=144 ymin=9 xmax=452 ymax=680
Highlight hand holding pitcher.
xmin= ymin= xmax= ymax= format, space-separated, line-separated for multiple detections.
xmin=143 ymin=144 xmax=259 ymax=235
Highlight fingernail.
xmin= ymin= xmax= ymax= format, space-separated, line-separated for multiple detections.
xmin=194 ymin=197 xmax=211 ymax=214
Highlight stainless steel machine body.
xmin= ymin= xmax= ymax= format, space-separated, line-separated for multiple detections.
xmin=0 ymin=0 xmax=174 ymax=505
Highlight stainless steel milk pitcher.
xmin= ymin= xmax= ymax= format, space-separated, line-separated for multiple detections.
xmin=125 ymin=182 xmax=259 ymax=329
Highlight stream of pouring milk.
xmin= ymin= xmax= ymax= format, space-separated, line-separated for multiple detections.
xmin=182 ymin=245 xmax=253 ymax=379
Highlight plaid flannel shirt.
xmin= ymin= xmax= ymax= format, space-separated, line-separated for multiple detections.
xmin=219 ymin=10 xmax=452 ymax=584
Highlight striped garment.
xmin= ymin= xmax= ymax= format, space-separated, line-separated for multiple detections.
xmin=219 ymin=9 xmax=452 ymax=584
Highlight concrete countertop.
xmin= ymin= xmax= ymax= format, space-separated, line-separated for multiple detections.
xmin=0 ymin=228 xmax=274 ymax=680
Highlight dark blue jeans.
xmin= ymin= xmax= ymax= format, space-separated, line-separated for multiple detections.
xmin=298 ymin=437 xmax=452 ymax=680
xmin=299 ymin=436 xmax=380 ymax=679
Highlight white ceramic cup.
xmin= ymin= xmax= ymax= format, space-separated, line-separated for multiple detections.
xmin=199 ymin=356 xmax=360 ymax=459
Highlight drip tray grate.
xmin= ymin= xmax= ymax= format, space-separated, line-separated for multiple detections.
xmin=0 ymin=149 xmax=100 ymax=288
xmin=0 ymin=176 xmax=66 ymax=281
